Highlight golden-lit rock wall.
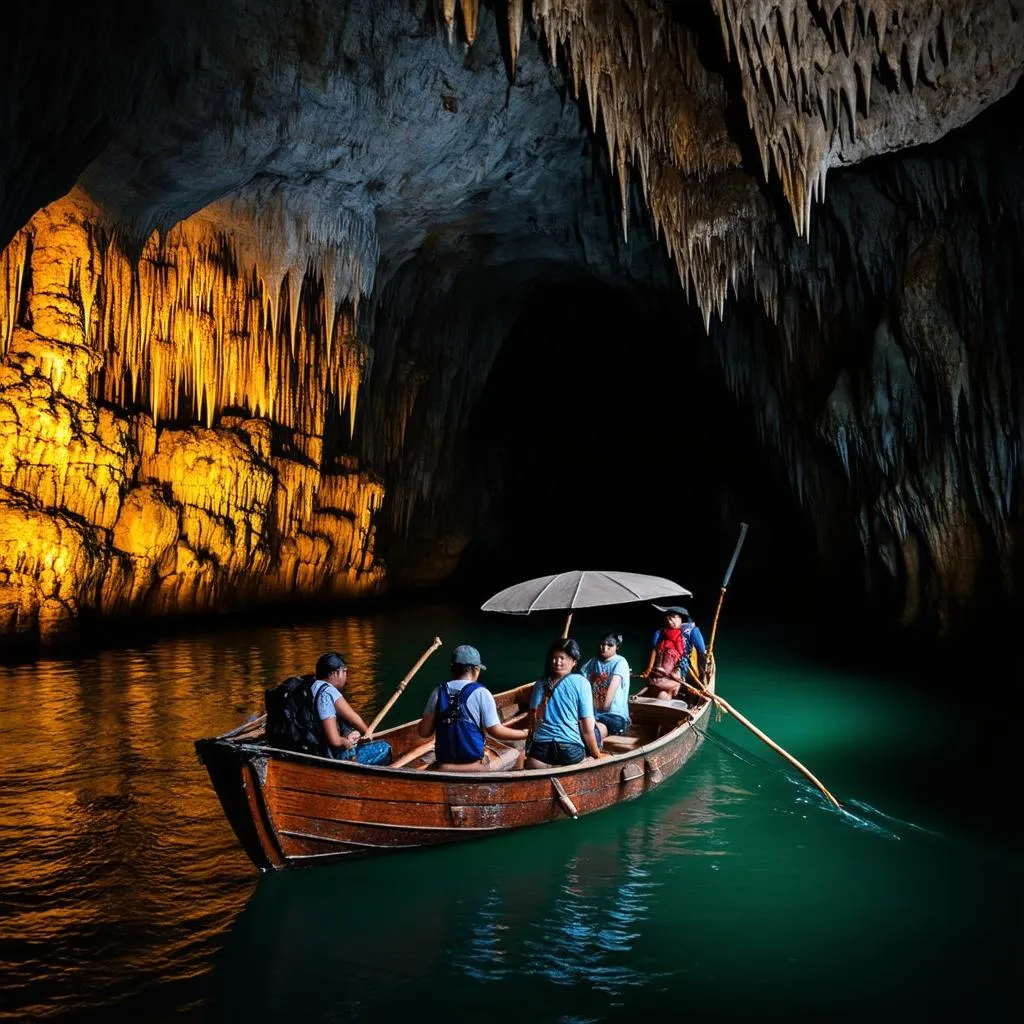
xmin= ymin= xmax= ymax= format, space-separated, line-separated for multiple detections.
xmin=0 ymin=193 xmax=385 ymax=644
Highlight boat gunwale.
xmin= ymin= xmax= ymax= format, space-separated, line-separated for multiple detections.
xmin=196 ymin=689 xmax=713 ymax=785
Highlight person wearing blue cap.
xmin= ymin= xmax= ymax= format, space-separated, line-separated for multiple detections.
xmin=417 ymin=644 xmax=528 ymax=770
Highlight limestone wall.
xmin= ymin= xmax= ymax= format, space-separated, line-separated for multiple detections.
xmin=0 ymin=196 xmax=385 ymax=645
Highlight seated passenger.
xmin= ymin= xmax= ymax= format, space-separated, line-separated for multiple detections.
xmin=526 ymin=638 xmax=605 ymax=768
xmin=417 ymin=644 xmax=528 ymax=771
xmin=579 ymin=632 xmax=631 ymax=739
xmin=313 ymin=652 xmax=392 ymax=765
xmin=643 ymin=606 xmax=708 ymax=701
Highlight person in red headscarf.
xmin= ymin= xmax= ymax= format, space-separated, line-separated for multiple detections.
xmin=642 ymin=606 xmax=708 ymax=701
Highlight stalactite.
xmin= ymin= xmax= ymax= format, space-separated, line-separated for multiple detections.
xmin=460 ymin=0 xmax=479 ymax=45
xmin=0 ymin=192 xmax=388 ymax=642
xmin=507 ymin=0 xmax=524 ymax=79
xmin=43 ymin=194 xmax=373 ymax=442
xmin=526 ymin=0 xmax=774 ymax=330
xmin=707 ymin=0 xmax=972 ymax=237
xmin=1 ymin=230 xmax=29 ymax=359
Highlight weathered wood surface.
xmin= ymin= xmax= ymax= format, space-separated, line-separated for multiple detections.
xmin=195 ymin=679 xmax=714 ymax=872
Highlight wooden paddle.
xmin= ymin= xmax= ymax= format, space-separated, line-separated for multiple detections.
xmin=365 ymin=636 xmax=443 ymax=737
xmin=707 ymin=521 xmax=748 ymax=659
xmin=641 ymin=523 xmax=841 ymax=810
xmin=680 ymin=665 xmax=842 ymax=810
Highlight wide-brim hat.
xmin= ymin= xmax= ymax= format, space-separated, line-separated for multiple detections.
xmin=652 ymin=604 xmax=690 ymax=618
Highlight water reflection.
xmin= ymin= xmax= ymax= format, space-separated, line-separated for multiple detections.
xmin=206 ymin=768 xmax=738 ymax=1021
xmin=0 ymin=615 xmax=389 ymax=1022
xmin=0 ymin=611 xmax=1016 ymax=1022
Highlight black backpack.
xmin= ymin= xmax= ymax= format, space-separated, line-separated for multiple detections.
xmin=264 ymin=674 xmax=326 ymax=754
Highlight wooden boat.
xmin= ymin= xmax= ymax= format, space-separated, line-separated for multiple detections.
xmin=195 ymin=674 xmax=716 ymax=872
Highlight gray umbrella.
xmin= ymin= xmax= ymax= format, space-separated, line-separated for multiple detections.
xmin=481 ymin=570 xmax=692 ymax=636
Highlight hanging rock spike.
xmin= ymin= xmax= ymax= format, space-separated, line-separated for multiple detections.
xmin=507 ymin=0 xmax=524 ymax=79
xmin=441 ymin=0 xmax=457 ymax=44
xmin=459 ymin=0 xmax=479 ymax=45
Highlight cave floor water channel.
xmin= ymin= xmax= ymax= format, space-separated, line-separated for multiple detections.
xmin=0 ymin=600 xmax=1019 ymax=1023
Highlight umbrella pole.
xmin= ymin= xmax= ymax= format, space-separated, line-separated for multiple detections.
xmin=562 ymin=611 xmax=573 ymax=639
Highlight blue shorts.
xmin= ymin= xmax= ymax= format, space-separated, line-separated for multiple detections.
xmin=527 ymin=740 xmax=586 ymax=766
xmin=594 ymin=712 xmax=629 ymax=735
xmin=335 ymin=740 xmax=392 ymax=766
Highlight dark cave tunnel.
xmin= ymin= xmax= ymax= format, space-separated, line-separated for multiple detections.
xmin=445 ymin=277 xmax=849 ymax=628
xmin=381 ymin=267 xmax=1020 ymax=689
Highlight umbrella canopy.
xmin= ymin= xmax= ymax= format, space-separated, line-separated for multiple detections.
xmin=480 ymin=570 xmax=692 ymax=614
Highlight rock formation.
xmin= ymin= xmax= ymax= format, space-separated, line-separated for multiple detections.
xmin=1 ymin=1 xmax=1021 ymax=644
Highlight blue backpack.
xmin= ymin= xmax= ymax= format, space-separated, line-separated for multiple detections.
xmin=434 ymin=682 xmax=485 ymax=763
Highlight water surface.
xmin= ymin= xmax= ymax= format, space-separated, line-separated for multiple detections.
xmin=0 ymin=603 xmax=1018 ymax=1021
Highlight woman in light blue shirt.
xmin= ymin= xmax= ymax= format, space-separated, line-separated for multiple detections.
xmin=526 ymin=638 xmax=605 ymax=768
xmin=579 ymin=632 xmax=631 ymax=738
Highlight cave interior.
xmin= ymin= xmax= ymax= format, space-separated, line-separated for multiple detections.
xmin=0 ymin=0 xmax=1021 ymax=675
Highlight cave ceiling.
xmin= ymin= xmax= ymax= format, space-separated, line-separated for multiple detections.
xmin=1 ymin=0 xmax=1022 ymax=644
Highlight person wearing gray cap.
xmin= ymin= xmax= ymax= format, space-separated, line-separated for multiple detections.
xmin=642 ymin=606 xmax=709 ymax=700
xmin=312 ymin=652 xmax=393 ymax=765
xmin=417 ymin=644 xmax=528 ymax=770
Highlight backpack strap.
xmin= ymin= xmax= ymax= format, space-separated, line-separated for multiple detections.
xmin=536 ymin=676 xmax=564 ymax=725
xmin=435 ymin=681 xmax=452 ymax=716
xmin=439 ymin=681 xmax=482 ymax=720
xmin=311 ymin=679 xmax=330 ymax=710
xmin=460 ymin=681 xmax=483 ymax=701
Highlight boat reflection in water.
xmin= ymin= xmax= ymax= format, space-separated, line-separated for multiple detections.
xmin=206 ymin=766 xmax=738 ymax=1020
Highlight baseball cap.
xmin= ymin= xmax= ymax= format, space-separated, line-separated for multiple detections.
xmin=452 ymin=644 xmax=486 ymax=670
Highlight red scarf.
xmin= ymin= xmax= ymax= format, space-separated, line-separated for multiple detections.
xmin=656 ymin=627 xmax=686 ymax=659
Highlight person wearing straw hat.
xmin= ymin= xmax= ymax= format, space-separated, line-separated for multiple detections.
xmin=643 ymin=606 xmax=708 ymax=701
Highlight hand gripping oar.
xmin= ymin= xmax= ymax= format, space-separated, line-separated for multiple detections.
xmin=707 ymin=521 xmax=748 ymax=659
xmin=365 ymin=637 xmax=443 ymax=737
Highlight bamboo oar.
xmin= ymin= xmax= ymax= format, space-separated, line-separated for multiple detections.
xmin=642 ymin=522 xmax=840 ymax=810
xmin=682 ymin=665 xmax=842 ymax=810
xmin=365 ymin=636 xmax=443 ymax=736
xmin=707 ymin=521 xmax=748 ymax=658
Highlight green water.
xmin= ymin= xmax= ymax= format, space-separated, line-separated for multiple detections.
xmin=0 ymin=602 xmax=1018 ymax=1022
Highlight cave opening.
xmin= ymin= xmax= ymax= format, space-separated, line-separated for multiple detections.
xmin=452 ymin=276 xmax=834 ymax=627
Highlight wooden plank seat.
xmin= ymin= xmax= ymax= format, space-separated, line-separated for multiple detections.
xmin=405 ymin=742 xmax=522 ymax=773
xmin=602 ymin=734 xmax=643 ymax=754
xmin=630 ymin=695 xmax=693 ymax=714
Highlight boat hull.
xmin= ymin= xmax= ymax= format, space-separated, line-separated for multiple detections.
xmin=196 ymin=684 xmax=713 ymax=871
